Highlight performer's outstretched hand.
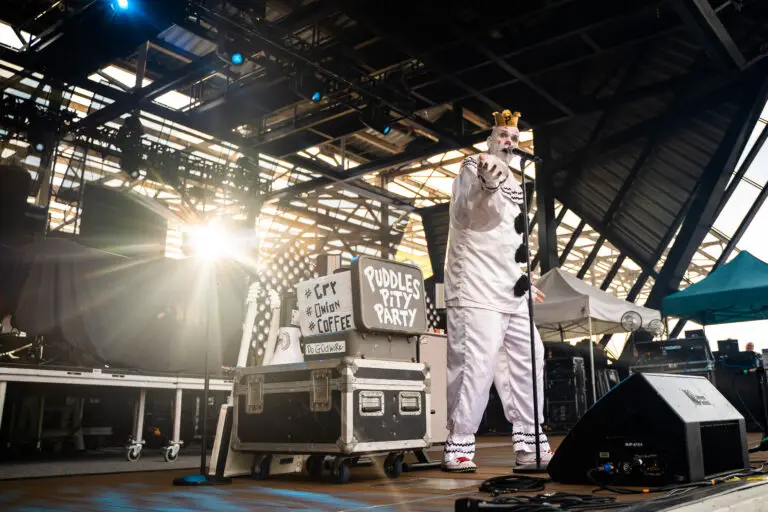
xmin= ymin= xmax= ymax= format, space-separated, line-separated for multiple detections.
xmin=477 ymin=154 xmax=508 ymax=189
xmin=531 ymin=285 xmax=545 ymax=304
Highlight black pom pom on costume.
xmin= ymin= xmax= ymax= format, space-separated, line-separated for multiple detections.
xmin=514 ymin=213 xmax=529 ymax=235
xmin=514 ymin=275 xmax=530 ymax=297
xmin=515 ymin=244 xmax=527 ymax=263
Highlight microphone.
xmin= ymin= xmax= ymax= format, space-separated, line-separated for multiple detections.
xmin=510 ymin=147 xmax=543 ymax=163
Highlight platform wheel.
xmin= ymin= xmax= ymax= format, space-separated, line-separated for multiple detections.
xmin=384 ymin=453 xmax=403 ymax=478
xmin=126 ymin=445 xmax=142 ymax=462
xmin=163 ymin=445 xmax=179 ymax=462
xmin=331 ymin=461 xmax=350 ymax=484
xmin=306 ymin=455 xmax=325 ymax=478
xmin=251 ymin=455 xmax=271 ymax=480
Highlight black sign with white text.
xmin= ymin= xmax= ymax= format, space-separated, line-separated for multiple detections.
xmin=352 ymin=256 xmax=427 ymax=333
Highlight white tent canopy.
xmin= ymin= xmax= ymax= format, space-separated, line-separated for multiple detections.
xmin=533 ymin=268 xmax=661 ymax=341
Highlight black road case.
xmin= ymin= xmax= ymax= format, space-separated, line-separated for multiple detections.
xmin=301 ymin=330 xmax=419 ymax=362
xmin=231 ymin=357 xmax=431 ymax=482
xmin=544 ymin=356 xmax=588 ymax=432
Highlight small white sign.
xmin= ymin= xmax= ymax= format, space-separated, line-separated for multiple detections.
xmin=297 ymin=272 xmax=355 ymax=337
xmin=304 ymin=340 xmax=346 ymax=356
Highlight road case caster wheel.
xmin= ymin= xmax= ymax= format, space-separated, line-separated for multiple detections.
xmin=306 ymin=455 xmax=324 ymax=478
xmin=384 ymin=454 xmax=403 ymax=478
xmin=251 ymin=455 xmax=271 ymax=480
xmin=332 ymin=462 xmax=350 ymax=484
xmin=163 ymin=445 xmax=179 ymax=462
xmin=126 ymin=445 xmax=142 ymax=462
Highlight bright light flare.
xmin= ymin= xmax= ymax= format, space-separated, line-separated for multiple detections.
xmin=187 ymin=224 xmax=231 ymax=260
xmin=184 ymin=221 xmax=261 ymax=263
xmin=116 ymin=0 xmax=129 ymax=9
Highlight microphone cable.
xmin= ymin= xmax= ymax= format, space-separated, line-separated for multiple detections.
xmin=456 ymin=493 xmax=620 ymax=511
xmin=479 ymin=474 xmax=549 ymax=496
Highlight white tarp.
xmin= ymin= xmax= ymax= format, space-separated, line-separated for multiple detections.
xmin=533 ymin=268 xmax=661 ymax=341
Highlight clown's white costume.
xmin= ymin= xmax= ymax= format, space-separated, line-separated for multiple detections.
xmin=442 ymin=110 xmax=552 ymax=473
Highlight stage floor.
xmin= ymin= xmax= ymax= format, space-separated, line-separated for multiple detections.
xmin=0 ymin=435 xmax=766 ymax=511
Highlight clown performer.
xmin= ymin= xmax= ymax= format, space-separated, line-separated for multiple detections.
xmin=442 ymin=109 xmax=553 ymax=473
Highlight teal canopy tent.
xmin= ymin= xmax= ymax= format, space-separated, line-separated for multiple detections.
xmin=662 ymin=251 xmax=768 ymax=325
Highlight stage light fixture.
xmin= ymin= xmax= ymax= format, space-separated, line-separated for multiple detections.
xmin=115 ymin=0 xmax=129 ymax=9
xmin=216 ymin=30 xmax=247 ymax=67
xmin=295 ymin=71 xmax=325 ymax=103
xmin=361 ymin=104 xmax=393 ymax=136
xmin=116 ymin=114 xmax=145 ymax=180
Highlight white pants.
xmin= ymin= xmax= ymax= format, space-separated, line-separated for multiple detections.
xmin=443 ymin=306 xmax=550 ymax=463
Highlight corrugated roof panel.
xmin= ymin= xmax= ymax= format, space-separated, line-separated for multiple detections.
xmin=601 ymin=97 xmax=741 ymax=268
xmin=157 ymin=25 xmax=216 ymax=57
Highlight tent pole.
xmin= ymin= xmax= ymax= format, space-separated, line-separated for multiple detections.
xmin=588 ymin=316 xmax=597 ymax=406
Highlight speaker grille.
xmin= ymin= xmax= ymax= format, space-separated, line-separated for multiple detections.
xmin=700 ymin=421 xmax=743 ymax=477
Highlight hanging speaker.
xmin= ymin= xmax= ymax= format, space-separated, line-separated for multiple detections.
xmin=79 ymin=184 xmax=167 ymax=258
xmin=0 ymin=164 xmax=31 ymax=245
xmin=547 ymin=372 xmax=749 ymax=486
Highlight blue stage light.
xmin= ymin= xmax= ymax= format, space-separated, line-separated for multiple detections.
xmin=311 ymin=91 xmax=322 ymax=102
xmin=383 ymin=125 xmax=391 ymax=135
xmin=116 ymin=0 xmax=129 ymax=9
xmin=231 ymin=53 xmax=244 ymax=65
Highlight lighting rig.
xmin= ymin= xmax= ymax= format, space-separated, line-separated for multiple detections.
xmin=0 ymin=95 xmax=75 ymax=157
xmin=43 ymin=117 xmax=272 ymax=237
xmin=215 ymin=29 xmax=248 ymax=67
xmin=294 ymin=69 xmax=326 ymax=103
xmin=189 ymin=1 xmax=420 ymax=139
xmin=114 ymin=114 xmax=145 ymax=180
xmin=360 ymin=103 xmax=392 ymax=136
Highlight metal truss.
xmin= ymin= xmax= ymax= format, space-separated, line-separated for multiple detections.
xmin=0 ymin=53 xmax=761 ymax=296
xmin=0 ymin=0 xmax=766 ymax=336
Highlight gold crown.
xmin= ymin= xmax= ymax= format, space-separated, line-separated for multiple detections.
xmin=492 ymin=110 xmax=521 ymax=128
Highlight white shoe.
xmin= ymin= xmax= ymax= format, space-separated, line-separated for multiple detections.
xmin=515 ymin=449 xmax=554 ymax=467
xmin=442 ymin=457 xmax=477 ymax=473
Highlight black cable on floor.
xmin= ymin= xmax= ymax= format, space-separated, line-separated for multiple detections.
xmin=586 ymin=467 xmax=760 ymax=495
xmin=456 ymin=493 xmax=619 ymax=511
xmin=478 ymin=474 xmax=549 ymax=496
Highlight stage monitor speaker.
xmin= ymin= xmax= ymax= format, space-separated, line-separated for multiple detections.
xmin=548 ymin=372 xmax=749 ymax=486
xmin=79 ymin=184 xmax=168 ymax=258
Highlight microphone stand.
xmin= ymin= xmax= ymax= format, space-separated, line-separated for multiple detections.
xmin=514 ymin=153 xmax=547 ymax=473
xmin=173 ymin=266 xmax=232 ymax=486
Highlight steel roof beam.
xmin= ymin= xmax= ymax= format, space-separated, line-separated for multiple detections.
xmin=268 ymin=65 xmax=740 ymax=205
xmin=332 ymin=0 xmax=508 ymax=122
xmin=669 ymin=125 xmax=768 ymax=335
xmin=74 ymin=53 xmax=221 ymax=133
xmin=280 ymin=155 xmax=416 ymax=211
xmin=595 ymin=60 xmax=702 ymax=240
xmin=1 ymin=48 xmax=418 ymax=209
xmin=711 ymin=122 xmax=768 ymax=220
xmin=263 ymin=134 xmax=484 ymax=202
xmin=645 ymin=68 xmax=768 ymax=310
xmin=674 ymin=0 xmax=746 ymax=70
xmin=548 ymin=66 xmax=752 ymax=176
xmin=195 ymin=3 xmax=462 ymax=147
xmin=461 ymin=37 xmax=574 ymax=118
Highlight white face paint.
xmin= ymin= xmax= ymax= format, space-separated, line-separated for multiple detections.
xmin=486 ymin=126 xmax=520 ymax=166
